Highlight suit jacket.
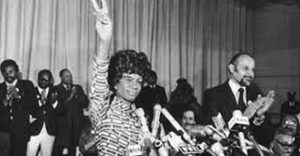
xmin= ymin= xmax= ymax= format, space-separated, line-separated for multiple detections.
xmin=54 ymin=83 xmax=88 ymax=147
xmin=281 ymin=100 xmax=300 ymax=115
xmin=0 ymin=80 xmax=38 ymax=141
xmin=29 ymin=87 xmax=64 ymax=136
xmin=203 ymin=80 xmax=274 ymax=146
xmin=135 ymin=85 xmax=167 ymax=120
xmin=203 ymin=80 xmax=262 ymax=122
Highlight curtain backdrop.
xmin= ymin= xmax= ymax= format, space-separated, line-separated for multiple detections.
xmin=0 ymin=0 xmax=253 ymax=103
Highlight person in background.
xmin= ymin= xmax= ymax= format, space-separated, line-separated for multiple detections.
xmin=27 ymin=69 xmax=63 ymax=156
xmin=168 ymin=78 xmax=203 ymax=125
xmin=280 ymin=114 xmax=299 ymax=137
xmin=135 ymin=70 xmax=168 ymax=123
xmin=52 ymin=69 xmax=89 ymax=156
xmin=270 ymin=127 xmax=297 ymax=156
xmin=181 ymin=108 xmax=197 ymax=129
xmin=280 ymin=114 xmax=300 ymax=155
xmin=281 ymin=92 xmax=300 ymax=116
xmin=0 ymin=59 xmax=38 ymax=156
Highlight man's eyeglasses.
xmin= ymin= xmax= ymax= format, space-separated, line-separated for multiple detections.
xmin=282 ymin=120 xmax=298 ymax=128
xmin=39 ymin=78 xmax=50 ymax=82
xmin=274 ymin=139 xmax=295 ymax=150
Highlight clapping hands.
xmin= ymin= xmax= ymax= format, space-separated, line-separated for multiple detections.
xmin=7 ymin=86 xmax=20 ymax=99
xmin=243 ymin=90 xmax=275 ymax=119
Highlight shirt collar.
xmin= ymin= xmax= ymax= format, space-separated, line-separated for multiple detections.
xmin=38 ymin=87 xmax=49 ymax=96
xmin=228 ymin=78 xmax=246 ymax=95
xmin=62 ymin=83 xmax=72 ymax=90
xmin=149 ymin=84 xmax=156 ymax=88
xmin=6 ymin=79 xmax=18 ymax=88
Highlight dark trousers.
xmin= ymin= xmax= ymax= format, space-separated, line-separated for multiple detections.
xmin=0 ymin=131 xmax=10 ymax=156
xmin=11 ymin=132 xmax=27 ymax=156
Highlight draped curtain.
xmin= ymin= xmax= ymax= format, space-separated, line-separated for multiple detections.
xmin=0 ymin=0 xmax=253 ymax=103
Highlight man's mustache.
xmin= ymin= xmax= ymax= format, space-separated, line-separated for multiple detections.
xmin=6 ymin=77 xmax=14 ymax=80
xmin=243 ymin=76 xmax=253 ymax=80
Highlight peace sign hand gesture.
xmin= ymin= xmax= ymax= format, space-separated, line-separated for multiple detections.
xmin=91 ymin=0 xmax=112 ymax=44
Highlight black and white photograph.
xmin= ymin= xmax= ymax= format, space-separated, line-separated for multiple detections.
xmin=0 ymin=0 xmax=299 ymax=156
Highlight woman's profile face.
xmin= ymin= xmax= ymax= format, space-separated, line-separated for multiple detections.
xmin=115 ymin=73 xmax=142 ymax=103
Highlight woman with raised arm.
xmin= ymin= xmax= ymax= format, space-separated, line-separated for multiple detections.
xmin=88 ymin=0 xmax=154 ymax=155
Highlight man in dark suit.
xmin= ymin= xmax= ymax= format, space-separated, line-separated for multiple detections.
xmin=0 ymin=59 xmax=38 ymax=156
xmin=203 ymin=53 xmax=275 ymax=147
xmin=27 ymin=69 xmax=64 ymax=156
xmin=135 ymin=70 xmax=167 ymax=122
xmin=52 ymin=69 xmax=88 ymax=156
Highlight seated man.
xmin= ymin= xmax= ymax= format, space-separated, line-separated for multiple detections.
xmin=270 ymin=127 xmax=297 ymax=156
xmin=280 ymin=114 xmax=299 ymax=137
xmin=135 ymin=70 xmax=167 ymax=123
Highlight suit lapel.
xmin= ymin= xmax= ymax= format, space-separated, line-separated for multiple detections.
xmin=15 ymin=80 xmax=24 ymax=97
xmin=222 ymin=81 xmax=239 ymax=108
xmin=246 ymin=85 xmax=259 ymax=103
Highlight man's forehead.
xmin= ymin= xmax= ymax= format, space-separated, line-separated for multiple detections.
xmin=283 ymin=116 xmax=298 ymax=123
xmin=5 ymin=65 xmax=16 ymax=70
xmin=62 ymin=70 xmax=71 ymax=75
xmin=40 ymin=74 xmax=50 ymax=78
xmin=236 ymin=55 xmax=255 ymax=64
xmin=183 ymin=111 xmax=195 ymax=117
xmin=275 ymin=134 xmax=294 ymax=143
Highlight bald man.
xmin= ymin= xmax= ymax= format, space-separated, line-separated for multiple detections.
xmin=203 ymin=53 xmax=275 ymax=147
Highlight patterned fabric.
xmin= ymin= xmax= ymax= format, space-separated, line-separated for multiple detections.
xmin=89 ymin=58 xmax=144 ymax=156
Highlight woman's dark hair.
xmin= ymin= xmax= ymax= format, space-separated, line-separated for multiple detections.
xmin=38 ymin=69 xmax=54 ymax=87
xmin=0 ymin=59 xmax=19 ymax=74
xmin=108 ymin=49 xmax=151 ymax=92
xmin=168 ymin=78 xmax=203 ymax=124
xmin=145 ymin=70 xmax=157 ymax=85
xmin=176 ymin=78 xmax=187 ymax=86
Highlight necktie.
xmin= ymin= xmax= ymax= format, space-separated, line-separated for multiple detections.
xmin=41 ymin=89 xmax=46 ymax=103
xmin=238 ymin=88 xmax=246 ymax=111
xmin=67 ymin=85 xmax=71 ymax=92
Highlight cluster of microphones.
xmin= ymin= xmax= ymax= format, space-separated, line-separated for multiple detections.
xmin=134 ymin=104 xmax=273 ymax=156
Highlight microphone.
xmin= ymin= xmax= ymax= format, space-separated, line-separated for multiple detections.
xmin=212 ymin=113 xmax=230 ymax=138
xmin=210 ymin=142 xmax=225 ymax=156
xmin=151 ymin=104 xmax=162 ymax=137
xmin=161 ymin=108 xmax=195 ymax=145
xmin=135 ymin=108 xmax=148 ymax=131
xmin=161 ymin=132 xmax=186 ymax=152
xmin=228 ymin=110 xmax=249 ymax=155
xmin=212 ymin=113 xmax=226 ymax=130
xmin=135 ymin=108 xmax=163 ymax=148
xmin=143 ymin=137 xmax=152 ymax=149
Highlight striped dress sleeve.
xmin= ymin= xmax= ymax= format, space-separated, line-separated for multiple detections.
xmin=89 ymin=58 xmax=110 ymax=129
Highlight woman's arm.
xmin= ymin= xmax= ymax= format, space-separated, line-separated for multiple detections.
xmin=89 ymin=0 xmax=112 ymax=125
